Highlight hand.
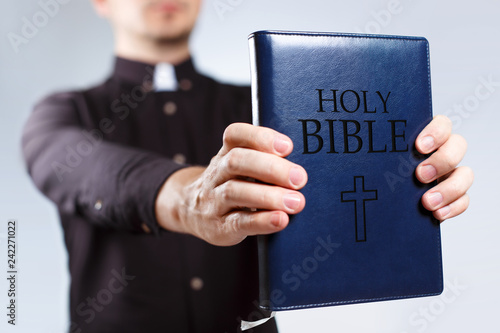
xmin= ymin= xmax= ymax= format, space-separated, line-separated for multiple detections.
xmin=155 ymin=123 xmax=308 ymax=246
xmin=415 ymin=115 xmax=473 ymax=222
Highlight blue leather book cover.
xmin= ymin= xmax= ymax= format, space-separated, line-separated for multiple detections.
xmin=248 ymin=30 xmax=443 ymax=311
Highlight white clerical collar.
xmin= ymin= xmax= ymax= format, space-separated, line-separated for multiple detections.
xmin=153 ymin=62 xmax=178 ymax=91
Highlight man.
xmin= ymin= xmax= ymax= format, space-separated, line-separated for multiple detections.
xmin=21 ymin=0 xmax=473 ymax=332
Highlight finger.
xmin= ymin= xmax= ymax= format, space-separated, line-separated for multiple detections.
xmin=219 ymin=210 xmax=290 ymax=246
xmin=415 ymin=134 xmax=467 ymax=183
xmin=220 ymin=123 xmax=293 ymax=157
xmin=415 ymin=115 xmax=452 ymax=154
xmin=433 ymin=194 xmax=470 ymax=222
xmin=421 ymin=166 xmax=474 ymax=212
xmin=215 ymin=179 xmax=306 ymax=215
xmin=214 ymin=147 xmax=308 ymax=189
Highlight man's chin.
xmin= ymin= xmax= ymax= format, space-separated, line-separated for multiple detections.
xmin=147 ymin=29 xmax=191 ymax=45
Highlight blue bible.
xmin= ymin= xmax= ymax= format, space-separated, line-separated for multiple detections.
xmin=248 ymin=31 xmax=443 ymax=311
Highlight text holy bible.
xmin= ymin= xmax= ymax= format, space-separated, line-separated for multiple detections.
xmin=248 ymin=31 xmax=443 ymax=311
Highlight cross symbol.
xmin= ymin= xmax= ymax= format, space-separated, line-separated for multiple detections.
xmin=341 ymin=176 xmax=378 ymax=242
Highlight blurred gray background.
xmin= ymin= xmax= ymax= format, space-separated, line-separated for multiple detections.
xmin=1 ymin=0 xmax=498 ymax=332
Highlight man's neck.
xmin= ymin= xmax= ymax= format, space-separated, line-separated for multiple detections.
xmin=114 ymin=33 xmax=191 ymax=65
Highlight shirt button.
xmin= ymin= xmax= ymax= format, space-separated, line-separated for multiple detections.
xmin=173 ymin=153 xmax=186 ymax=164
xmin=141 ymin=223 xmax=152 ymax=234
xmin=163 ymin=101 xmax=177 ymax=116
xmin=142 ymin=80 xmax=154 ymax=93
xmin=190 ymin=277 xmax=204 ymax=291
xmin=94 ymin=200 xmax=103 ymax=210
xmin=179 ymin=79 xmax=192 ymax=91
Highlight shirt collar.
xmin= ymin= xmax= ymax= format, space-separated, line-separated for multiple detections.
xmin=153 ymin=62 xmax=177 ymax=91
xmin=112 ymin=56 xmax=198 ymax=90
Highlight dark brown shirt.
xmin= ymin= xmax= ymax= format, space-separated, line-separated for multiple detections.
xmin=22 ymin=57 xmax=277 ymax=333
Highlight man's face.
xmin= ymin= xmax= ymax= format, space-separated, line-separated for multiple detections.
xmin=97 ymin=0 xmax=202 ymax=43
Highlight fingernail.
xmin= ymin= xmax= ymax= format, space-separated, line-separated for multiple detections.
xmin=420 ymin=136 xmax=435 ymax=152
xmin=420 ymin=165 xmax=437 ymax=181
xmin=271 ymin=213 xmax=281 ymax=228
xmin=283 ymin=193 xmax=301 ymax=211
xmin=289 ymin=167 xmax=305 ymax=187
xmin=428 ymin=192 xmax=443 ymax=208
xmin=436 ymin=205 xmax=451 ymax=220
xmin=274 ymin=136 xmax=290 ymax=155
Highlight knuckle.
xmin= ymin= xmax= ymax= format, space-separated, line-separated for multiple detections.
xmin=461 ymin=194 xmax=470 ymax=211
xmin=205 ymin=217 xmax=228 ymax=245
xmin=223 ymin=123 xmax=238 ymax=146
xmin=436 ymin=114 xmax=452 ymax=126
xmin=465 ymin=166 xmax=474 ymax=183
xmin=459 ymin=166 xmax=474 ymax=184
xmin=451 ymin=133 xmax=468 ymax=152
xmin=260 ymin=128 xmax=274 ymax=147
xmin=224 ymin=148 xmax=244 ymax=174
xmin=267 ymin=159 xmax=282 ymax=180
xmin=224 ymin=212 xmax=252 ymax=241
xmin=448 ymin=178 xmax=462 ymax=198
xmin=208 ymin=154 xmax=219 ymax=168
xmin=261 ymin=188 xmax=277 ymax=207
xmin=224 ymin=212 xmax=240 ymax=232
xmin=218 ymin=181 xmax=236 ymax=202
xmin=432 ymin=115 xmax=453 ymax=141
xmin=434 ymin=114 xmax=452 ymax=130
xmin=448 ymin=194 xmax=470 ymax=220
xmin=440 ymin=146 xmax=460 ymax=171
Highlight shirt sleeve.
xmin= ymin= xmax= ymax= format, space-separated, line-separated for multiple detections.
xmin=21 ymin=91 xmax=186 ymax=235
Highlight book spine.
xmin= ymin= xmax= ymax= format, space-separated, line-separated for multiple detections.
xmin=248 ymin=34 xmax=272 ymax=310
xmin=248 ymin=34 xmax=260 ymax=127
xmin=257 ymin=235 xmax=270 ymax=310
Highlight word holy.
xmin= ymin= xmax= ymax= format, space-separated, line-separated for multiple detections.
xmin=298 ymin=89 xmax=408 ymax=154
